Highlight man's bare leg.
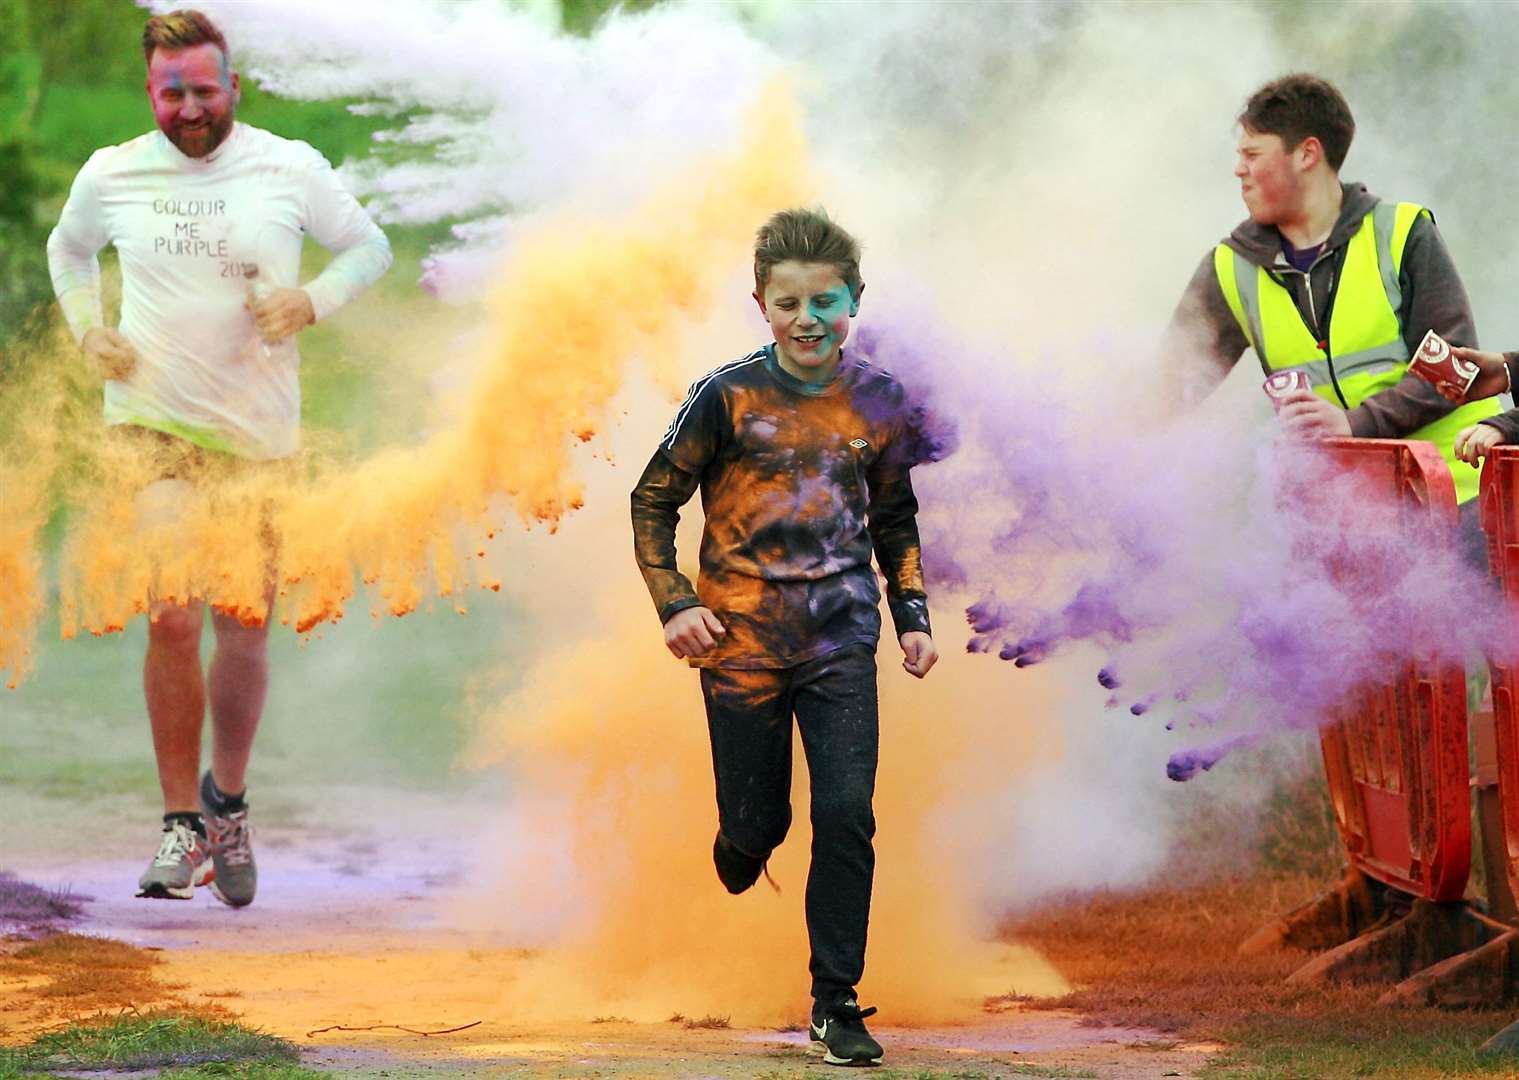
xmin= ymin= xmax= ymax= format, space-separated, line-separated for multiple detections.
xmin=206 ymin=608 xmax=270 ymax=796
xmin=138 ymin=599 xmax=214 ymax=899
xmin=196 ymin=602 xmax=270 ymax=908
xmin=144 ymin=600 xmax=207 ymax=813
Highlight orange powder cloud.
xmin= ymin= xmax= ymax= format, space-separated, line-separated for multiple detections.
xmin=0 ymin=87 xmax=813 ymax=681
xmin=453 ymin=388 xmax=1069 ymax=1026
xmin=0 ymin=83 xmax=1068 ymax=1025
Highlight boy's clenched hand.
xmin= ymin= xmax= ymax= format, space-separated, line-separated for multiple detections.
xmin=665 ymin=606 xmax=726 ymax=659
xmin=900 ymin=631 xmax=938 ymax=678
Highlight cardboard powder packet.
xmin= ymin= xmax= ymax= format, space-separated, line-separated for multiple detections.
xmin=1408 ymin=329 xmax=1480 ymax=402
xmin=1263 ymin=369 xmax=1312 ymax=413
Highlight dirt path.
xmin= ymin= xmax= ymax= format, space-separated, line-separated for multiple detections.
xmin=3 ymin=795 xmax=1220 ymax=1078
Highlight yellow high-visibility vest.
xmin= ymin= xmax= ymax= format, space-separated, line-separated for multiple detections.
xmin=1214 ymin=201 xmax=1499 ymax=504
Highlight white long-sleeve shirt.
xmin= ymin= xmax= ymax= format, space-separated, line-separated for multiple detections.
xmin=47 ymin=122 xmax=392 ymax=459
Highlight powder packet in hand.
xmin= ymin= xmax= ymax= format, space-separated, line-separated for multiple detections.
xmin=1408 ymin=330 xmax=1479 ymax=402
xmin=1262 ymin=370 xmax=1312 ymax=413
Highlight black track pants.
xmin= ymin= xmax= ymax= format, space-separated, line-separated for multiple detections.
xmin=699 ymin=644 xmax=879 ymax=1002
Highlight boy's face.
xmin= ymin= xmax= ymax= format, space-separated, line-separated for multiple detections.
xmin=1234 ymin=128 xmax=1308 ymax=227
xmin=753 ymin=260 xmax=860 ymax=381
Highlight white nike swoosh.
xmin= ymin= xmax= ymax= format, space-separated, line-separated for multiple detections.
xmin=812 ymin=1020 xmax=828 ymax=1039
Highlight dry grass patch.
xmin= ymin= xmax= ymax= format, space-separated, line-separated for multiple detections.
xmin=0 ymin=933 xmax=163 ymax=1007
xmin=0 ymin=875 xmax=83 ymax=940
xmin=1005 ymin=873 xmax=1518 ymax=1078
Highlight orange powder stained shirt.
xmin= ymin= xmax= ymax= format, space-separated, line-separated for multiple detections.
xmin=631 ymin=345 xmax=930 ymax=669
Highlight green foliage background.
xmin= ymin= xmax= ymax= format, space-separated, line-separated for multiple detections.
xmin=0 ymin=0 xmax=651 ymax=803
xmin=0 ymin=0 xmax=654 ymax=352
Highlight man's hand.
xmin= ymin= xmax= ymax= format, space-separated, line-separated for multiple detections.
xmin=900 ymin=631 xmax=938 ymax=679
xmin=248 ymin=287 xmax=315 ymax=342
xmin=81 ymin=327 xmax=140 ymax=380
xmin=664 ymin=606 xmax=726 ymax=659
xmin=1276 ymin=389 xmax=1351 ymax=439
xmin=1455 ymin=422 xmax=1507 ymax=466
xmin=1450 ymin=347 xmax=1512 ymax=402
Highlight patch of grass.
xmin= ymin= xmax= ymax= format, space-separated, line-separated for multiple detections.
xmin=1006 ymin=873 xmax=1518 ymax=1079
xmin=1256 ymin=755 xmax=1343 ymax=882
xmin=589 ymin=1015 xmax=631 ymax=1024
xmin=0 ymin=874 xmax=83 ymax=937
xmin=1199 ymin=1014 xmax=1515 ymax=1079
xmin=156 ymin=1067 xmax=328 ymax=1079
xmin=0 ymin=932 xmax=161 ymax=1006
xmin=866 ymin=1071 xmax=1095 ymax=1080
xmin=680 ymin=1014 xmax=731 ymax=1030
xmin=0 ymin=756 xmax=158 ymax=801
xmin=0 ymin=1055 xmax=324 ymax=1079
xmin=982 ymin=991 xmax=1037 ymax=1012
xmin=18 ymin=1010 xmax=299 ymax=1072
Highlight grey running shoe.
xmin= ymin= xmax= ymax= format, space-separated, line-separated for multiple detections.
xmin=136 ymin=820 xmax=212 ymax=900
xmin=201 ymin=774 xmax=256 ymax=908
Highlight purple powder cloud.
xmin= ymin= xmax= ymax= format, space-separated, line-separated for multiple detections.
xmin=854 ymin=314 xmax=1518 ymax=777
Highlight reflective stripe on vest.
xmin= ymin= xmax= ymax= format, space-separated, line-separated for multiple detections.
xmin=1213 ymin=201 xmax=1500 ymax=504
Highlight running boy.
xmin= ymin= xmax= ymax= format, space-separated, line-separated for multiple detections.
xmin=630 ymin=208 xmax=938 ymax=1067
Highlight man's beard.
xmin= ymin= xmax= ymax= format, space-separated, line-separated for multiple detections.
xmin=168 ymin=111 xmax=235 ymax=158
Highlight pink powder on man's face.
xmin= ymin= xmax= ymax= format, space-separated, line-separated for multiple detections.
xmin=147 ymin=43 xmax=237 ymax=158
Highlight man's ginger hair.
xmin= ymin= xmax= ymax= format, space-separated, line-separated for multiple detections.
xmin=142 ymin=9 xmax=229 ymax=66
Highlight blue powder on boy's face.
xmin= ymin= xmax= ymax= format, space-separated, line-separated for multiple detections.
xmin=810 ymin=285 xmax=852 ymax=328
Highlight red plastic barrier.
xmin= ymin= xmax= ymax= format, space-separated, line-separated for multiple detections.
xmin=1306 ymin=439 xmax=1470 ymax=902
xmin=1479 ymin=446 xmax=1519 ymax=909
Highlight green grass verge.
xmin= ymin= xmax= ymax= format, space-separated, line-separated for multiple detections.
xmin=156 ymin=1067 xmax=328 ymax=1079
xmin=1199 ymin=1014 xmax=1516 ymax=1079
xmin=755 ymin=1071 xmax=1097 ymax=1080
xmin=0 ymin=1010 xmax=312 ymax=1077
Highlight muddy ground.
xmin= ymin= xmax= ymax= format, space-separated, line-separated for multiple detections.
xmin=2 ymin=789 xmax=1218 ymax=1078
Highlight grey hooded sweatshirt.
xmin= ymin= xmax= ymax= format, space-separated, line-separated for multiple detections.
xmin=1164 ymin=182 xmax=1519 ymax=443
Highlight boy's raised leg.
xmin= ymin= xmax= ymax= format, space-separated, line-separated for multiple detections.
xmin=700 ymin=666 xmax=795 ymax=892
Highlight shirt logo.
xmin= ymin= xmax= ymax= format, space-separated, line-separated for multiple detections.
xmin=848 ymin=438 xmax=869 ymax=450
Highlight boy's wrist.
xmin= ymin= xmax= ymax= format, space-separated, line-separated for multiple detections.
xmin=889 ymin=604 xmax=932 ymax=640
xmin=658 ymin=597 xmax=703 ymax=624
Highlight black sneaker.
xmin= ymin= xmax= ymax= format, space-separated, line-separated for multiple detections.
xmin=809 ymin=996 xmax=882 ymax=1067
xmin=712 ymin=831 xmax=765 ymax=894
